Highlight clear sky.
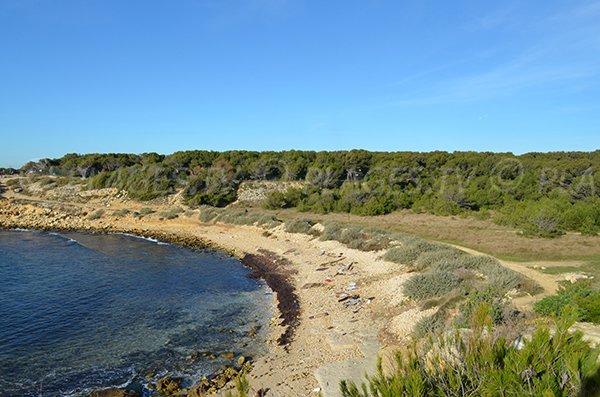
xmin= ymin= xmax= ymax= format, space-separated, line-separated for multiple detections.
xmin=1 ymin=0 xmax=599 ymax=167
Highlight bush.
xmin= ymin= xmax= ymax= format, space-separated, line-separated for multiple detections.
xmin=113 ymin=209 xmax=131 ymax=217
xmin=159 ymin=207 xmax=184 ymax=220
xmin=413 ymin=310 xmax=446 ymax=339
xmin=457 ymin=286 xmax=508 ymax=326
xmin=87 ymin=209 xmax=105 ymax=220
xmin=317 ymin=223 xmax=391 ymax=251
xmin=255 ymin=214 xmax=282 ymax=228
xmin=384 ymin=240 xmax=446 ymax=266
xmin=384 ymin=245 xmax=423 ymax=266
xmin=284 ymin=219 xmax=315 ymax=234
xmin=403 ymin=272 xmax=461 ymax=300
xmin=199 ymin=206 xmax=220 ymax=222
xmin=412 ymin=249 xmax=464 ymax=271
xmin=534 ymin=280 xmax=600 ymax=324
xmin=341 ymin=305 xmax=600 ymax=397
xmin=432 ymin=255 xmax=524 ymax=292
xmin=138 ymin=207 xmax=156 ymax=217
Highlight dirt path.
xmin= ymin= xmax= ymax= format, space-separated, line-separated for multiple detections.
xmin=448 ymin=243 xmax=561 ymax=309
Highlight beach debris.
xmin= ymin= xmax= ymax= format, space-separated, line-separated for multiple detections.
xmin=315 ymin=267 xmax=328 ymax=271
xmin=320 ymin=250 xmax=326 ymax=256
xmin=283 ymin=248 xmax=297 ymax=255
xmin=309 ymin=312 xmax=329 ymax=319
xmin=346 ymin=282 xmax=357 ymax=291
xmin=313 ymin=387 xmax=322 ymax=393
xmin=301 ymin=282 xmax=323 ymax=289
xmin=320 ymin=257 xmax=346 ymax=267
xmin=337 ymin=262 xmax=354 ymax=274
xmin=324 ymin=278 xmax=333 ymax=283
xmin=344 ymin=297 xmax=363 ymax=307
xmin=338 ymin=294 xmax=360 ymax=303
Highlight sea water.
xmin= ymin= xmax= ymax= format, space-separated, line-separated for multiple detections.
xmin=0 ymin=230 xmax=272 ymax=396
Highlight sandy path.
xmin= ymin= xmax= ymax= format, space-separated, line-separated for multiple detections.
xmin=449 ymin=243 xmax=560 ymax=309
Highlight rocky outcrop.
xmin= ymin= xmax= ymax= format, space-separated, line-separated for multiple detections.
xmin=89 ymin=389 xmax=140 ymax=397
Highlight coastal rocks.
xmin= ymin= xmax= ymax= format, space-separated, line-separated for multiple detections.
xmin=89 ymin=389 xmax=140 ymax=397
xmin=186 ymin=360 xmax=253 ymax=396
xmin=156 ymin=376 xmax=183 ymax=396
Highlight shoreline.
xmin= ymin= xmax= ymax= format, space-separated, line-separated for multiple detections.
xmin=0 ymin=196 xmax=418 ymax=396
xmin=0 ymin=223 xmax=295 ymax=396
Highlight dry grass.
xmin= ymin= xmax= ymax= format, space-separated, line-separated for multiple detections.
xmin=243 ymin=207 xmax=600 ymax=262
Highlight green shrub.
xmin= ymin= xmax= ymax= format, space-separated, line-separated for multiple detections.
xmin=284 ymin=219 xmax=315 ymax=234
xmin=319 ymin=221 xmax=343 ymax=241
xmin=383 ymin=245 xmax=423 ymax=265
xmin=341 ymin=305 xmax=600 ymax=397
xmin=317 ymin=223 xmax=391 ymax=251
xmin=113 ymin=209 xmax=131 ymax=217
xmin=159 ymin=207 xmax=184 ymax=220
xmin=412 ymin=249 xmax=464 ymax=271
xmin=255 ymin=214 xmax=282 ymax=228
xmin=403 ymin=272 xmax=461 ymax=300
xmin=457 ymin=286 xmax=508 ymax=326
xmin=534 ymin=280 xmax=600 ymax=324
xmin=87 ymin=209 xmax=105 ymax=220
xmin=433 ymin=255 xmax=524 ymax=292
xmin=199 ymin=206 xmax=220 ymax=222
xmin=138 ymin=207 xmax=156 ymax=217
xmin=384 ymin=239 xmax=446 ymax=266
xmin=413 ymin=310 xmax=446 ymax=339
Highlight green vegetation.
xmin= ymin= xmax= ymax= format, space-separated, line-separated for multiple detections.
xmin=112 ymin=209 xmax=131 ymax=217
xmin=159 ymin=207 xmax=185 ymax=220
xmin=20 ymin=150 xmax=600 ymax=235
xmin=284 ymin=218 xmax=316 ymax=234
xmin=403 ymin=272 xmax=461 ymax=300
xmin=197 ymin=206 xmax=283 ymax=228
xmin=87 ymin=209 xmax=105 ymax=220
xmin=341 ymin=305 xmax=600 ymax=397
xmin=534 ymin=280 xmax=600 ymax=324
xmin=137 ymin=207 xmax=156 ymax=217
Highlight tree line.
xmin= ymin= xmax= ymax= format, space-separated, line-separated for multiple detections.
xmin=19 ymin=150 xmax=600 ymax=236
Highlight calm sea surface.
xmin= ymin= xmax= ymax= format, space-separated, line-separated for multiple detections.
xmin=0 ymin=229 xmax=272 ymax=396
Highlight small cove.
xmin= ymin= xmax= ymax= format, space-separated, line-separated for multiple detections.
xmin=0 ymin=229 xmax=272 ymax=396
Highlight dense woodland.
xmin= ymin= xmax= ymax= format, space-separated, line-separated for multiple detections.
xmin=18 ymin=150 xmax=600 ymax=236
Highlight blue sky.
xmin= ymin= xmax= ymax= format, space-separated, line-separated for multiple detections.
xmin=1 ymin=0 xmax=599 ymax=167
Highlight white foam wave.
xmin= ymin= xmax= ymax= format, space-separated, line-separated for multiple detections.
xmin=116 ymin=232 xmax=169 ymax=245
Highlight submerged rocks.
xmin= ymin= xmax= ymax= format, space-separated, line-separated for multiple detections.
xmin=187 ymin=361 xmax=253 ymax=396
xmin=156 ymin=376 xmax=183 ymax=396
xmin=89 ymin=389 xmax=140 ymax=397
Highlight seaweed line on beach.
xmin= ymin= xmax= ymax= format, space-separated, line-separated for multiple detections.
xmin=242 ymin=249 xmax=300 ymax=349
